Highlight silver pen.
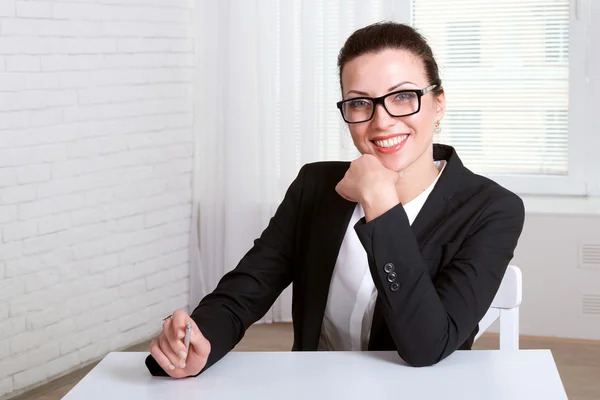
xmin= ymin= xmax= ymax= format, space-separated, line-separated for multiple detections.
xmin=183 ymin=321 xmax=192 ymax=357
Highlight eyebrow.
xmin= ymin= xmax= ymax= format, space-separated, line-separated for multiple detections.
xmin=345 ymin=81 xmax=417 ymax=98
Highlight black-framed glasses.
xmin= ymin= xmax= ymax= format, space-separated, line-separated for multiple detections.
xmin=336 ymin=84 xmax=437 ymax=124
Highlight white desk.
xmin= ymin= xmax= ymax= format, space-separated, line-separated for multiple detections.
xmin=63 ymin=350 xmax=568 ymax=399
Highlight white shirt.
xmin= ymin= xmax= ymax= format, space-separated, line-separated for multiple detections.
xmin=318 ymin=160 xmax=447 ymax=351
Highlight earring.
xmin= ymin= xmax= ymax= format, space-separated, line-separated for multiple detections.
xmin=434 ymin=121 xmax=441 ymax=135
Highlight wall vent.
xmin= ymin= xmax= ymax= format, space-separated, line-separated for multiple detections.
xmin=581 ymin=293 xmax=600 ymax=316
xmin=578 ymin=243 xmax=600 ymax=269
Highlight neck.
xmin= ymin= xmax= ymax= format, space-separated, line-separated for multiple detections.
xmin=395 ymin=147 xmax=440 ymax=205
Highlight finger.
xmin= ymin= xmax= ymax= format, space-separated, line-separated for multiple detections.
xmin=162 ymin=315 xmax=186 ymax=359
xmin=335 ymin=180 xmax=346 ymax=195
xmin=335 ymin=184 xmax=353 ymax=202
xmin=172 ymin=310 xmax=189 ymax=340
xmin=162 ymin=316 xmax=178 ymax=342
xmin=160 ymin=334 xmax=186 ymax=369
xmin=167 ymin=311 xmax=191 ymax=359
xmin=150 ymin=338 xmax=176 ymax=372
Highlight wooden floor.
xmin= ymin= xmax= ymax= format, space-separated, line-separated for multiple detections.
xmin=9 ymin=323 xmax=600 ymax=400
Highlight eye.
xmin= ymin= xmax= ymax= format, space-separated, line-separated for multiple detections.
xmin=348 ymin=99 xmax=371 ymax=109
xmin=393 ymin=92 xmax=416 ymax=102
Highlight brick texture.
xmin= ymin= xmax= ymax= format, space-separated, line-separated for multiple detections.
xmin=0 ymin=0 xmax=194 ymax=396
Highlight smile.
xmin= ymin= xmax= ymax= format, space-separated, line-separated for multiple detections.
xmin=372 ymin=134 xmax=408 ymax=148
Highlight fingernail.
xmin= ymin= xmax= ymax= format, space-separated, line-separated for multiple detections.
xmin=180 ymin=363 xmax=186 ymax=369
xmin=169 ymin=364 xmax=175 ymax=370
xmin=178 ymin=351 xmax=187 ymax=359
xmin=178 ymin=331 xmax=184 ymax=339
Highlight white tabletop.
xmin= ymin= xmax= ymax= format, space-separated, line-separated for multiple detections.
xmin=63 ymin=350 xmax=568 ymax=400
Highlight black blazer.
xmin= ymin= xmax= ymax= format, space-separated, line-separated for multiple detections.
xmin=146 ymin=143 xmax=525 ymax=376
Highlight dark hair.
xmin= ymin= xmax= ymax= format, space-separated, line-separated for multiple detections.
xmin=337 ymin=21 xmax=444 ymax=97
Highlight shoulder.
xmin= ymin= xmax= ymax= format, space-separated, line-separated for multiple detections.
xmin=459 ymin=168 xmax=525 ymax=223
xmin=302 ymin=160 xmax=350 ymax=177
xmin=434 ymin=144 xmax=524 ymax=219
xmin=465 ymin=168 xmax=523 ymax=204
xmin=282 ymin=161 xmax=350 ymax=207
xmin=298 ymin=160 xmax=350 ymax=191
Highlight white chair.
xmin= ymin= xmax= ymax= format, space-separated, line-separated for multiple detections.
xmin=474 ymin=265 xmax=522 ymax=350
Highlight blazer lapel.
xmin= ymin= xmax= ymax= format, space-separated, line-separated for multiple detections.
xmin=409 ymin=144 xmax=464 ymax=245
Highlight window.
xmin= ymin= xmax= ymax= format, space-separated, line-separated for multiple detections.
xmin=263 ymin=0 xmax=590 ymax=198
xmin=411 ymin=0 xmax=589 ymax=195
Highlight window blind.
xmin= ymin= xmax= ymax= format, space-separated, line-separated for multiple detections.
xmin=412 ymin=0 xmax=570 ymax=175
xmin=273 ymin=0 xmax=386 ymax=192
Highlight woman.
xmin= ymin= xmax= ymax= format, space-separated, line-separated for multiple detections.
xmin=146 ymin=21 xmax=525 ymax=378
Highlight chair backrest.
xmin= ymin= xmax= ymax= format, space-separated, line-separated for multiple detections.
xmin=474 ymin=265 xmax=522 ymax=350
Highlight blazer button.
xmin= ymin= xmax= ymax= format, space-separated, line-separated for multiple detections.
xmin=390 ymin=282 xmax=400 ymax=292
xmin=384 ymin=263 xmax=395 ymax=273
xmin=387 ymin=272 xmax=397 ymax=282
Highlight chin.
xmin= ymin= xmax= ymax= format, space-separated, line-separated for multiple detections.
xmin=382 ymin=159 xmax=407 ymax=173
xmin=358 ymin=144 xmax=411 ymax=172
xmin=373 ymin=138 xmax=427 ymax=174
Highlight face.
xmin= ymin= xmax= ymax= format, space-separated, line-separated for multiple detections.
xmin=340 ymin=48 xmax=445 ymax=173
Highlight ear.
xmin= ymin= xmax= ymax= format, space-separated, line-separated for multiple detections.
xmin=434 ymin=89 xmax=446 ymax=122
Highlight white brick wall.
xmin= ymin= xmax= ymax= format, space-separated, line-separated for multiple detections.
xmin=0 ymin=0 xmax=194 ymax=397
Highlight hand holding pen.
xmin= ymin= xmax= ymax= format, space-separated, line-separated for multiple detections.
xmin=149 ymin=309 xmax=211 ymax=378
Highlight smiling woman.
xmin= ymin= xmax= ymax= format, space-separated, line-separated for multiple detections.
xmin=145 ymin=21 xmax=526 ymax=378
xmin=336 ymin=23 xmax=446 ymax=189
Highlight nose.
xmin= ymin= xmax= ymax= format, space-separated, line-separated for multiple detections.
xmin=371 ymin=103 xmax=396 ymax=130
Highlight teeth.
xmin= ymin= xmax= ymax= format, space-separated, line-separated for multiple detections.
xmin=374 ymin=135 xmax=407 ymax=148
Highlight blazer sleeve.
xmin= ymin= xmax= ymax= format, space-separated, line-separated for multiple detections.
xmin=145 ymin=164 xmax=308 ymax=377
xmin=353 ymin=191 xmax=525 ymax=367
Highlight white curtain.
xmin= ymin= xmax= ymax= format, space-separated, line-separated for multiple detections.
xmin=189 ymin=0 xmax=404 ymax=323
